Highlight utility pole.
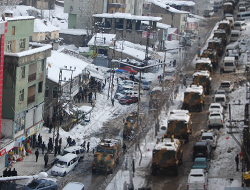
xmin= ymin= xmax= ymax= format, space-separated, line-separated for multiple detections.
xmin=108 ymin=39 xmax=116 ymax=100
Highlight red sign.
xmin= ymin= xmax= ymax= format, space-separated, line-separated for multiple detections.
xmin=0 ymin=148 xmax=6 ymax=156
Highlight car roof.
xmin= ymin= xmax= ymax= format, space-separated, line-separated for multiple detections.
xmin=216 ymin=89 xmax=226 ymax=93
xmin=210 ymin=103 xmax=222 ymax=106
xmin=194 ymin=141 xmax=208 ymax=146
xmin=63 ymin=146 xmax=83 ymax=152
xmin=221 ymin=81 xmax=232 ymax=84
xmin=63 ymin=182 xmax=84 ymax=190
xmin=190 ymin=169 xmax=205 ymax=174
xmin=202 ymin=132 xmax=214 ymax=136
xmin=57 ymin=153 xmax=77 ymax=162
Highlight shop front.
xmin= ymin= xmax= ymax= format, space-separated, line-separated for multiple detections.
xmin=0 ymin=141 xmax=15 ymax=170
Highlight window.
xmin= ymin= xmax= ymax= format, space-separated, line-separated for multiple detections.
xmin=53 ymin=87 xmax=58 ymax=98
xmin=6 ymin=41 xmax=12 ymax=52
xmin=19 ymin=89 xmax=24 ymax=102
xmin=45 ymin=86 xmax=49 ymax=97
xmin=19 ymin=38 xmax=25 ymax=50
xmin=38 ymin=81 xmax=43 ymax=93
xmin=14 ymin=114 xmax=25 ymax=134
xmin=12 ymin=26 xmax=15 ymax=35
xmin=20 ymin=66 xmax=25 ymax=79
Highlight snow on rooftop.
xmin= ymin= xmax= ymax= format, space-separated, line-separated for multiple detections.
xmin=3 ymin=10 xmax=13 ymax=14
xmin=185 ymin=85 xmax=203 ymax=94
xmin=155 ymin=0 xmax=195 ymax=7
xmin=60 ymin=29 xmax=88 ymax=36
xmin=168 ymin=109 xmax=190 ymax=122
xmin=79 ymin=47 xmax=90 ymax=53
xmin=47 ymin=50 xmax=89 ymax=83
xmin=88 ymin=33 xmax=116 ymax=47
xmin=149 ymin=0 xmax=189 ymax=14
xmin=154 ymin=138 xmax=179 ymax=151
xmin=93 ymin=13 xmax=162 ymax=22
xmin=5 ymin=43 xmax=51 ymax=57
xmin=193 ymin=70 xmax=210 ymax=77
xmin=196 ymin=58 xmax=212 ymax=64
xmin=142 ymin=21 xmax=171 ymax=29
xmin=34 ymin=19 xmax=59 ymax=33
xmin=5 ymin=16 xmax=35 ymax=21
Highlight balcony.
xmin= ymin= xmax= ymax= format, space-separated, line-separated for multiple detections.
xmin=28 ymin=73 xmax=36 ymax=83
xmin=108 ymin=3 xmax=126 ymax=9
xmin=27 ymin=95 xmax=35 ymax=104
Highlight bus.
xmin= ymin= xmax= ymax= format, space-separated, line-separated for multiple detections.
xmin=237 ymin=11 xmax=250 ymax=21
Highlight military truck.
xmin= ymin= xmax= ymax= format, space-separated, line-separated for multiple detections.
xmin=149 ymin=86 xmax=163 ymax=108
xmin=201 ymin=49 xmax=219 ymax=68
xmin=218 ymin=20 xmax=231 ymax=35
xmin=182 ymin=84 xmax=205 ymax=112
xmin=166 ymin=110 xmax=192 ymax=143
xmin=223 ymin=2 xmax=233 ymax=14
xmin=208 ymin=37 xmax=223 ymax=56
xmin=195 ymin=58 xmax=213 ymax=74
xmin=92 ymin=138 xmax=122 ymax=174
xmin=152 ymin=136 xmax=183 ymax=176
xmin=123 ymin=112 xmax=146 ymax=139
xmin=214 ymin=29 xmax=228 ymax=46
xmin=192 ymin=70 xmax=212 ymax=94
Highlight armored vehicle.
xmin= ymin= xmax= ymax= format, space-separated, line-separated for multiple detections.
xmin=92 ymin=138 xmax=122 ymax=174
xmin=149 ymin=86 xmax=163 ymax=108
xmin=195 ymin=58 xmax=213 ymax=74
xmin=152 ymin=136 xmax=183 ymax=176
xmin=123 ymin=112 xmax=146 ymax=139
xmin=166 ymin=110 xmax=192 ymax=143
xmin=182 ymin=85 xmax=205 ymax=112
xmin=201 ymin=49 xmax=219 ymax=68
xmin=192 ymin=70 xmax=212 ymax=94
xmin=223 ymin=2 xmax=233 ymax=14
xmin=213 ymin=29 xmax=228 ymax=46
xmin=208 ymin=37 xmax=223 ymax=56
xmin=218 ymin=20 xmax=231 ymax=35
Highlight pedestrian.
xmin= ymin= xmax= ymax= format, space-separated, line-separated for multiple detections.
xmin=58 ymin=144 xmax=61 ymax=155
xmin=235 ymin=154 xmax=239 ymax=171
xmin=38 ymin=135 xmax=42 ymax=148
xmin=44 ymin=153 xmax=49 ymax=168
xmin=112 ymin=98 xmax=114 ymax=106
xmin=59 ymin=138 xmax=62 ymax=145
xmin=11 ymin=168 xmax=17 ymax=176
xmin=105 ymin=78 xmax=106 ymax=85
xmin=7 ymin=168 xmax=12 ymax=177
xmin=41 ymin=142 xmax=45 ymax=154
xmin=3 ymin=168 xmax=7 ymax=177
xmin=72 ymin=139 xmax=76 ymax=146
xmin=54 ymin=145 xmax=58 ymax=157
xmin=122 ymin=143 xmax=127 ymax=153
xmin=67 ymin=136 xmax=72 ymax=147
xmin=49 ymin=122 xmax=53 ymax=133
xmin=35 ymin=149 xmax=39 ymax=162
xmin=46 ymin=115 xmax=50 ymax=128
xmin=81 ymin=141 xmax=86 ymax=149
xmin=87 ymin=142 xmax=90 ymax=153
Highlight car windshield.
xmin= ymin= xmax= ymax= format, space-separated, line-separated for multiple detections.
xmin=142 ymin=81 xmax=149 ymax=85
xmin=56 ymin=160 xmax=68 ymax=166
xmin=190 ymin=174 xmax=203 ymax=177
xmin=210 ymin=113 xmax=221 ymax=117
xmin=210 ymin=106 xmax=220 ymax=109
xmin=215 ymin=97 xmax=225 ymax=102
xmin=60 ymin=150 xmax=70 ymax=156
xmin=122 ymin=96 xmax=130 ymax=100
xmin=202 ymin=136 xmax=213 ymax=140
xmin=216 ymin=91 xmax=225 ymax=94
xmin=194 ymin=160 xmax=206 ymax=165
xmin=27 ymin=181 xmax=40 ymax=189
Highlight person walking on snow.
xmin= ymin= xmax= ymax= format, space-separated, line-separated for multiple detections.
xmin=41 ymin=142 xmax=45 ymax=154
xmin=87 ymin=142 xmax=90 ymax=153
xmin=35 ymin=149 xmax=39 ymax=162
xmin=44 ymin=153 xmax=49 ymax=168
xmin=235 ymin=154 xmax=239 ymax=171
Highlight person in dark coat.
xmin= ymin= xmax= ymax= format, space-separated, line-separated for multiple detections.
xmin=3 ymin=168 xmax=7 ymax=177
xmin=235 ymin=154 xmax=239 ymax=171
xmin=67 ymin=136 xmax=72 ymax=147
xmin=72 ymin=139 xmax=76 ymax=146
xmin=49 ymin=122 xmax=53 ymax=133
xmin=58 ymin=144 xmax=61 ymax=155
xmin=87 ymin=142 xmax=90 ymax=153
xmin=46 ymin=115 xmax=50 ymax=128
xmin=122 ymin=143 xmax=127 ymax=153
xmin=41 ymin=142 xmax=45 ymax=154
xmin=59 ymin=138 xmax=62 ymax=145
xmin=11 ymin=168 xmax=17 ymax=176
xmin=35 ymin=149 xmax=39 ymax=162
xmin=7 ymin=168 xmax=12 ymax=177
xmin=54 ymin=145 xmax=58 ymax=157
xmin=44 ymin=153 xmax=49 ymax=168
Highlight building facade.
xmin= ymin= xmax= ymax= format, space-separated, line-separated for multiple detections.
xmin=108 ymin=0 xmax=144 ymax=15
xmin=23 ymin=0 xmax=56 ymax=10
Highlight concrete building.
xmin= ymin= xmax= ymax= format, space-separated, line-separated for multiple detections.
xmin=64 ymin=0 xmax=106 ymax=29
xmin=23 ymin=0 xmax=56 ymax=10
xmin=0 ymin=15 xmax=51 ymax=170
xmin=59 ymin=29 xmax=89 ymax=48
xmin=108 ymin=0 xmax=144 ymax=15
xmin=93 ymin=13 xmax=161 ymax=46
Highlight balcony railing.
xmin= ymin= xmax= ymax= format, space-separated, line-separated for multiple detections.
xmin=27 ymin=95 xmax=35 ymax=104
xmin=28 ymin=73 xmax=36 ymax=83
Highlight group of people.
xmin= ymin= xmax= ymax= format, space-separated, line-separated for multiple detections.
xmin=66 ymin=136 xmax=76 ymax=147
xmin=3 ymin=168 xmax=17 ymax=177
xmin=81 ymin=141 xmax=90 ymax=153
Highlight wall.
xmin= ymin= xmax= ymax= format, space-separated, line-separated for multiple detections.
xmin=59 ymin=33 xmax=88 ymax=47
xmin=32 ymin=32 xmax=46 ymax=42
xmin=68 ymin=14 xmax=77 ymax=29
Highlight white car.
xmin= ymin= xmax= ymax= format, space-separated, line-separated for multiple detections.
xmin=187 ymin=169 xmax=208 ymax=190
xmin=63 ymin=182 xmax=85 ymax=190
xmin=121 ymin=80 xmax=139 ymax=87
xmin=56 ymin=146 xmax=85 ymax=161
xmin=207 ymin=111 xmax=224 ymax=129
xmin=200 ymin=131 xmax=217 ymax=148
xmin=213 ymin=93 xmax=227 ymax=107
xmin=219 ymin=81 xmax=234 ymax=92
xmin=208 ymin=103 xmax=224 ymax=115
xmin=51 ymin=153 xmax=79 ymax=177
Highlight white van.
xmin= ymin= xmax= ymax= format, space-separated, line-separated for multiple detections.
xmin=230 ymin=30 xmax=240 ymax=42
xmin=237 ymin=11 xmax=250 ymax=21
xmin=223 ymin=56 xmax=236 ymax=72
xmin=51 ymin=153 xmax=79 ymax=176
xmin=225 ymin=42 xmax=239 ymax=55
xmin=57 ymin=146 xmax=85 ymax=161
xmin=239 ymin=6 xmax=246 ymax=12
xmin=226 ymin=16 xmax=234 ymax=28
xmin=234 ymin=21 xmax=247 ymax=31
xmin=214 ymin=94 xmax=227 ymax=107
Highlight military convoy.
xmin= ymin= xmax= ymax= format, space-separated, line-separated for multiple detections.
xmin=149 ymin=86 xmax=163 ymax=108
xmin=152 ymin=136 xmax=183 ymax=176
xmin=92 ymin=138 xmax=122 ymax=174
xmin=123 ymin=112 xmax=146 ymax=139
xmin=208 ymin=38 xmax=223 ymax=56
xmin=192 ymin=70 xmax=212 ymax=94
xmin=182 ymin=85 xmax=205 ymax=112
xmin=166 ymin=110 xmax=192 ymax=143
xmin=195 ymin=58 xmax=213 ymax=74
xmin=200 ymin=49 xmax=219 ymax=68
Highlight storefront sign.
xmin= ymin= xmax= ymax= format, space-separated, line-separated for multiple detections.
xmin=14 ymin=136 xmax=25 ymax=148
xmin=26 ymin=121 xmax=43 ymax=137
xmin=0 ymin=149 xmax=6 ymax=156
xmin=0 ymin=141 xmax=15 ymax=157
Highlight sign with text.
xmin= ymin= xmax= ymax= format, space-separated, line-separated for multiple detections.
xmin=26 ymin=121 xmax=43 ymax=137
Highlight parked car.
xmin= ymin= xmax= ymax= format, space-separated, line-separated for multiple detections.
xmin=56 ymin=146 xmax=85 ymax=162
xmin=187 ymin=169 xmax=208 ymax=190
xmin=23 ymin=179 xmax=57 ymax=190
xmin=213 ymin=93 xmax=227 ymax=108
xmin=200 ymin=131 xmax=217 ymax=148
xmin=192 ymin=157 xmax=210 ymax=171
xmin=215 ymin=89 xmax=228 ymax=98
xmin=121 ymin=80 xmax=139 ymax=87
xmin=219 ymin=81 xmax=234 ymax=92
xmin=207 ymin=111 xmax=224 ymax=129
xmin=193 ymin=141 xmax=211 ymax=160
xmin=62 ymin=182 xmax=84 ymax=190
xmin=141 ymin=81 xmax=150 ymax=90
xmin=51 ymin=153 xmax=79 ymax=177
xmin=208 ymin=103 xmax=224 ymax=115
xmin=119 ymin=96 xmax=138 ymax=105
xmin=134 ymin=74 xmax=151 ymax=82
